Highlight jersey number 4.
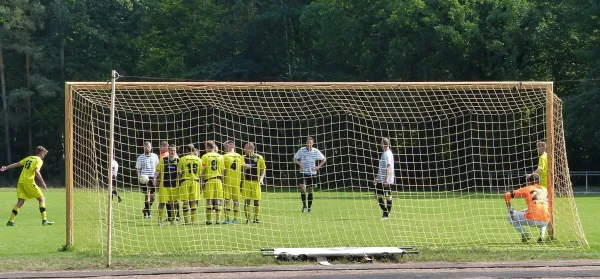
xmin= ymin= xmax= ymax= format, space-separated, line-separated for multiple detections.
xmin=186 ymin=163 xmax=199 ymax=173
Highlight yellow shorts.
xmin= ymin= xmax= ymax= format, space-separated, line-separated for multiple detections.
xmin=180 ymin=180 xmax=200 ymax=201
xmin=158 ymin=187 xmax=179 ymax=203
xmin=224 ymin=179 xmax=241 ymax=201
xmin=17 ymin=182 xmax=43 ymax=200
xmin=203 ymin=178 xmax=223 ymax=200
xmin=242 ymin=180 xmax=261 ymax=201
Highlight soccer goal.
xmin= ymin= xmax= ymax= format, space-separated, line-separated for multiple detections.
xmin=64 ymin=78 xmax=588 ymax=260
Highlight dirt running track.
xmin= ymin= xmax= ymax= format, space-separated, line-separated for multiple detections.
xmin=2 ymin=260 xmax=600 ymax=279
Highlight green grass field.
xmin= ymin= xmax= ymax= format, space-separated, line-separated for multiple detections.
xmin=0 ymin=188 xmax=599 ymax=271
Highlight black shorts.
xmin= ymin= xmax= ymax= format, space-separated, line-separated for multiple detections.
xmin=299 ymin=173 xmax=316 ymax=187
xmin=375 ymin=184 xmax=392 ymax=197
xmin=112 ymin=178 xmax=118 ymax=188
xmin=140 ymin=180 xmax=156 ymax=194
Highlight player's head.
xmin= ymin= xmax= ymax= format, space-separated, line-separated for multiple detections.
xmin=244 ymin=142 xmax=255 ymax=156
xmin=185 ymin=144 xmax=195 ymax=154
xmin=205 ymin=140 xmax=216 ymax=152
xmin=527 ymin=173 xmax=540 ymax=185
xmin=168 ymin=144 xmax=177 ymax=157
xmin=537 ymin=141 xmax=546 ymax=155
xmin=143 ymin=141 xmax=152 ymax=154
xmin=381 ymin=138 xmax=391 ymax=150
xmin=160 ymin=141 xmax=169 ymax=153
xmin=193 ymin=147 xmax=199 ymax=156
xmin=36 ymin=146 xmax=48 ymax=159
xmin=224 ymin=140 xmax=235 ymax=152
xmin=306 ymin=136 xmax=314 ymax=149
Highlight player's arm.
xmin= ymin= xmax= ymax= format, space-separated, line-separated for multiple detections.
xmin=135 ymin=156 xmax=142 ymax=177
xmin=0 ymin=162 xmax=22 ymax=171
xmin=259 ymin=157 xmax=267 ymax=184
xmin=199 ymin=157 xmax=206 ymax=192
xmin=314 ymin=150 xmax=326 ymax=170
xmin=35 ymin=168 xmax=47 ymax=189
xmin=220 ymin=157 xmax=225 ymax=183
xmin=154 ymin=161 xmax=162 ymax=185
xmin=293 ymin=149 xmax=303 ymax=170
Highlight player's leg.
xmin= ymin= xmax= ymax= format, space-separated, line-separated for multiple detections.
xmin=148 ymin=185 xmax=156 ymax=218
xmin=141 ymin=181 xmax=150 ymax=218
xmin=307 ymin=185 xmax=314 ymax=212
xmin=300 ymin=176 xmax=307 ymax=212
xmin=157 ymin=187 xmax=168 ymax=225
xmin=375 ymin=185 xmax=387 ymax=219
xmin=112 ymin=178 xmax=122 ymax=203
xmin=7 ymin=197 xmax=25 ymax=226
xmin=36 ymin=196 xmax=53 ymax=226
xmin=253 ymin=182 xmax=262 ymax=223
xmin=244 ymin=199 xmax=251 ymax=224
xmin=214 ymin=181 xmax=224 ymax=224
xmin=232 ymin=183 xmax=241 ymax=224
xmin=507 ymin=210 xmax=530 ymax=242
xmin=180 ymin=181 xmax=190 ymax=224
xmin=385 ymin=186 xmax=393 ymax=217
xmin=223 ymin=184 xmax=231 ymax=224
xmin=166 ymin=202 xmax=173 ymax=221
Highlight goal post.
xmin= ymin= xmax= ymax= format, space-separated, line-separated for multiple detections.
xmin=64 ymin=80 xmax=588 ymax=257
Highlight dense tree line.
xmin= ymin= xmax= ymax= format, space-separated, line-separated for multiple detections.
xmin=0 ymin=0 xmax=598 ymax=185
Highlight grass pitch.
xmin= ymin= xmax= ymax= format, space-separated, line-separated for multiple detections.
xmin=0 ymin=188 xmax=599 ymax=271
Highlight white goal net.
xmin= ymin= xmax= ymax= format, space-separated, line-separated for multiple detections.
xmin=65 ymin=81 xmax=588 ymax=256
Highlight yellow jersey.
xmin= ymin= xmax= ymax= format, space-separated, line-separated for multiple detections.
xmin=178 ymin=154 xmax=202 ymax=181
xmin=18 ymin=156 xmax=43 ymax=185
xmin=201 ymin=152 xmax=224 ymax=181
xmin=538 ymin=152 xmax=548 ymax=188
xmin=223 ymin=152 xmax=244 ymax=185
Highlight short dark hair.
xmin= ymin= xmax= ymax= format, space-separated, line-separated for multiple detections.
xmin=224 ymin=140 xmax=234 ymax=146
xmin=36 ymin=146 xmax=48 ymax=154
xmin=306 ymin=136 xmax=314 ymax=143
xmin=527 ymin=173 xmax=540 ymax=184
xmin=537 ymin=141 xmax=546 ymax=148
xmin=144 ymin=141 xmax=151 ymax=146
xmin=185 ymin=144 xmax=195 ymax=153
xmin=168 ymin=144 xmax=177 ymax=150
xmin=160 ymin=141 xmax=169 ymax=147
xmin=245 ymin=142 xmax=255 ymax=149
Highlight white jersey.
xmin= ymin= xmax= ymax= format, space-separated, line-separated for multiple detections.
xmin=377 ymin=149 xmax=394 ymax=184
xmin=136 ymin=153 xmax=159 ymax=177
xmin=111 ymin=159 xmax=119 ymax=178
xmin=294 ymin=147 xmax=325 ymax=175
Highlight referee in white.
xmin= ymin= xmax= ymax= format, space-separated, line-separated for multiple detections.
xmin=136 ymin=141 xmax=159 ymax=218
xmin=294 ymin=136 xmax=326 ymax=213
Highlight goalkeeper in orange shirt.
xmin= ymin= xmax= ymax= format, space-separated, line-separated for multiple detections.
xmin=504 ymin=173 xmax=550 ymax=243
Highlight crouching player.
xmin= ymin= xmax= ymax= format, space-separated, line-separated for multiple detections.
xmin=504 ymin=173 xmax=550 ymax=243
xmin=155 ymin=144 xmax=180 ymax=226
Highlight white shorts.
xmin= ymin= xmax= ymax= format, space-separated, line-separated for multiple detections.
xmin=508 ymin=210 xmax=548 ymax=228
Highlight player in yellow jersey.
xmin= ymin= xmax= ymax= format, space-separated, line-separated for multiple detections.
xmin=200 ymin=140 xmax=225 ymax=225
xmin=242 ymin=142 xmax=266 ymax=224
xmin=177 ymin=144 xmax=202 ymax=225
xmin=154 ymin=144 xmax=180 ymax=226
xmin=528 ymin=141 xmax=548 ymax=188
xmin=2 ymin=146 xmax=53 ymax=226
xmin=222 ymin=140 xmax=244 ymax=224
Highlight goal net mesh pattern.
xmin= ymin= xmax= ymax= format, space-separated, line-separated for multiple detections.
xmin=66 ymin=82 xmax=588 ymax=255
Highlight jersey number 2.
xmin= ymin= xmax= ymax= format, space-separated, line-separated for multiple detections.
xmin=530 ymin=189 xmax=548 ymax=204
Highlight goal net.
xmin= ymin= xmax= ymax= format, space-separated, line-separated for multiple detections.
xmin=65 ymin=81 xmax=588 ymax=255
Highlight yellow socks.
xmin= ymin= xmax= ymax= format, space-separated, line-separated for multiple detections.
xmin=9 ymin=206 xmax=19 ymax=222
xmin=253 ymin=205 xmax=261 ymax=220
xmin=39 ymin=203 xmax=47 ymax=221
xmin=190 ymin=203 xmax=198 ymax=223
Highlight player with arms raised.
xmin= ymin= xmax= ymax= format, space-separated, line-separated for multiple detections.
xmin=137 ymin=141 xmax=160 ymax=218
xmin=200 ymin=141 xmax=225 ymax=225
xmin=178 ymin=144 xmax=202 ymax=225
xmin=374 ymin=138 xmax=394 ymax=220
xmin=223 ymin=140 xmax=244 ymax=224
xmin=154 ymin=144 xmax=180 ymax=225
xmin=2 ymin=146 xmax=53 ymax=226
xmin=294 ymin=137 xmax=326 ymax=213
xmin=242 ymin=142 xmax=266 ymax=224
xmin=504 ymin=173 xmax=550 ymax=243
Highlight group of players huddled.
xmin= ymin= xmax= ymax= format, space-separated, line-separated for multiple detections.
xmin=1 ymin=136 xmax=550 ymax=243
xmin=128 ymin=140 xmax=266 ymax=225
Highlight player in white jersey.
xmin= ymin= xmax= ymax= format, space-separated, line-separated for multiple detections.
xmin=293 ymin=136 xmax=326 ymax=213
xmin=111 ymin=158 xmax=122 ymax=203
xmin=374 ymin=138 xmax=394 ymax=220
xmin=136 ymin=141 xmax=159 ymax=218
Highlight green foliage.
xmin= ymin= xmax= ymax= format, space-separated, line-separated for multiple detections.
xmin=0 ymin=0 xmax=599 ymax=185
